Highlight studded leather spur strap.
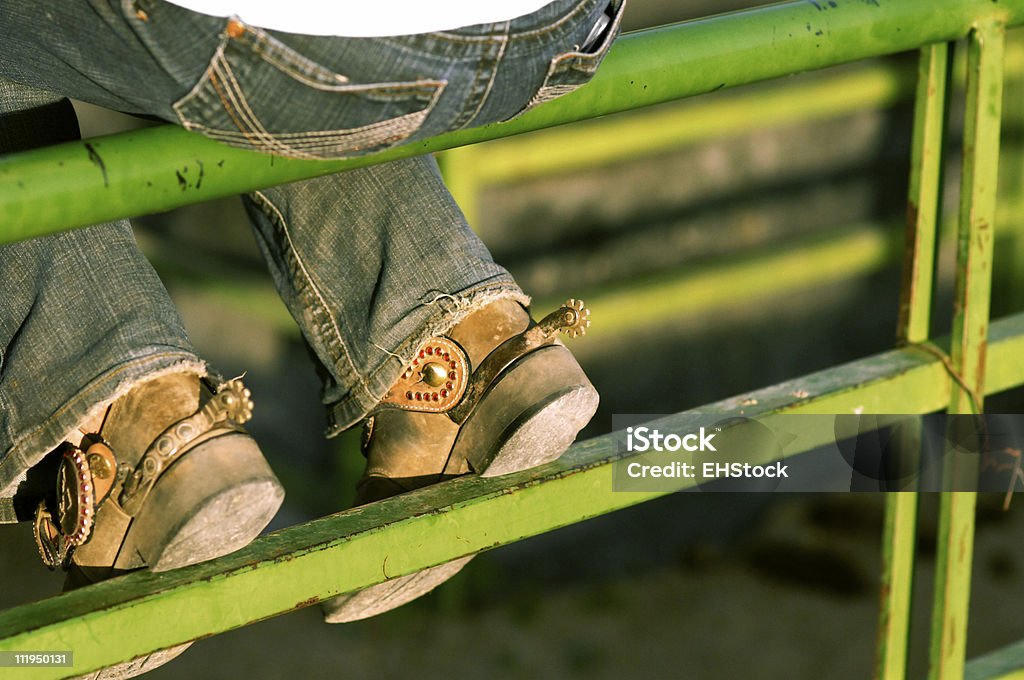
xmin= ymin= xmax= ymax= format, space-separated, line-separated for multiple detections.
xmin=33 ymin=379 xmax=254 ymax=569
xmin=375 ymin=298 xmax=591 ymax=424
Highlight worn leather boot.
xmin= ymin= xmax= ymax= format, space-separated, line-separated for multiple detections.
xmin=322 ymin=298 xmax=596 ymax=623
xmin=32 ymin=372 xmax=285 ymax=678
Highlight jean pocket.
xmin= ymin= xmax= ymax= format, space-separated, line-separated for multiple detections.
xmin=173 ymin=19 xmax=447 ymax=160
xmin=509 ymin=0 xmax=625 ymax=120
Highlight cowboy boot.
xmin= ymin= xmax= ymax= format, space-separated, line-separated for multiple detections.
xmin=322 ymin=298 xmax=596 ymax=622
xmin=32 ymin=372 xmax=285 ymax=678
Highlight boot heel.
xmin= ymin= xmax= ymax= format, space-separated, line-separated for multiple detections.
xmin=117 ymin=432 xmax=284 ymax=572
xmin=453 ymin=344 xmax=598 ymax=477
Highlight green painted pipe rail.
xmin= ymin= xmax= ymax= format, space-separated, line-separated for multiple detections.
xmin=2 ymin=0 xmax=1024 ymax=242
xmin=2 ymin=310 xmax=1024 ymax=678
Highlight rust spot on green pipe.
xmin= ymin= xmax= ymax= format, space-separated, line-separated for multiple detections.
xmin=897 ymin=200 xmax=922 ymax=344
xmin=83 ymin=142 xmax=108 ymax=188
xmin=291 ymin=597 xmax=318 ymax=612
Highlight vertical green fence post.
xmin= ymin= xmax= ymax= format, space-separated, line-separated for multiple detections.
xmin=928 ymin=17 xmax=1006 ymax=680
xmin=1005 ymin=34 xmax=1024 ymax=312
xmin=878 ymin=41 xmax=953 ymax=680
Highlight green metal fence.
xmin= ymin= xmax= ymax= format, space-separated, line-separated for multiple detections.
xmin=2 ymin=1 xmax=1024 ymax=677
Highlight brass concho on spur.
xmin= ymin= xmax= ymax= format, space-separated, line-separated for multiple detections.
xmin=33 ymin=379 xmax=253 ymax=570
xmin=376 ymin=299 xmax=591 ymax=421
xmin=34 ymin=440 xmax=116 ymax=569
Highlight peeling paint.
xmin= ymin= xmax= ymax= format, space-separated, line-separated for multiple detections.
xmin=84 ymin=143 xmax=108 ymax=188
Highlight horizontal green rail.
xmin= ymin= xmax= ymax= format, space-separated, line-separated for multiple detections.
xmin=2 ymin=310 xmax=1024 ymax=677
xmin=440 ymin=56 xmax=918 ymax=226
xmin=441 ymin=30 xmax=1024 ymax=194
xmin=2 ymin=0 xmax=1024 ymax=242
xmin=443 ymin=58 xmax=917 ymax=187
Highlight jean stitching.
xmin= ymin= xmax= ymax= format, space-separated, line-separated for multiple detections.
xmin=193 ymin=121 xmax=418 ymax=155
xmin=241 ymin=25 xmax=344 ymax=86
xmin=183 ymin=108 xmax=429 ymax=140
xmin=191 ymin=118 xmax=418 ymax=144
xmin=529 ymin=83 xmax=581 ymax=108
xmin=454 ymin=21 xmax=510 ymax=131
xmin=206 ymin=63 xmax=265 ymax=150
xmin=250 ymin=190 xmax=376 ymax=401
xmin=214 ymin=55 xmax=298 ymax=156
xmin=171 ymin=24 xmax=231 ymax=125
xmin=507 ymin=0 xmax=624 ymax=119
xmin=216 ymin=58 xmax=411 ymax=159
xmin=241 ymin=25 xmax=448 ymax=95
xmin=448 ymin=46 xmax=490 ymax=130
xmin=420 ymin=0 xmax=595 ymax=43
xmin=189 ymin=108 xmax=436 ymax=159
xmin=196 ymin=129 xmax=410 ymax=158
xmin=186 ymin=84 xmax=442 ymax=146
xmin=179 ymin=26 xmax=447 ymax=159
xmin=544 ymin=0 xmax=624 ymax=77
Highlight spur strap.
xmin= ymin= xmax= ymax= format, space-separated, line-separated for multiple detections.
xmin=34 ymin=379 xmax=254 ymax=569
xmin=120 ymin=380 xmax=252 ymax=515
xmin=373 ymin=299 xmax=590 ymax=423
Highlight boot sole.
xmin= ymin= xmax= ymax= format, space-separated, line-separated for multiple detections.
xmin=323 ymin=345 xmax=597 ymax=623
xmin=76 ymin=433 xmax=284 ymax=679
xmin=117 ymin=433 xmax=285 ymax=571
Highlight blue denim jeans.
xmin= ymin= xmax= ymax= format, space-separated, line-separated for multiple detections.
xmin=0 ymin=0 xmax=624 ymax=520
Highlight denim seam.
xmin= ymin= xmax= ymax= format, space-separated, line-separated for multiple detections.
xmin=214 ymin=56 xmax=294 ymax=156
xmin=184 ymin=107 xmax=433 ymax=156
xmin=239 ymin=25 xmax=448 ymax=94
xmin=0 ymin=352 xmax=206 ymax=501
xmin=176 ymin=26 xmax=447 ymax=160
xmin=455 ymin=21 xmax=510 ymax=131
xmin=175 ymin=30 xmax=293 ymax=155
xmin=250 ymin=190 xmax=377 ymax=402
xmin=172 ymin=27 xmax=231 ymax=125
xmin=390 ymin=0 xmax=596 ymax=45
xmin=544 ymin=0 xmax=624 ymax=77
xmin=212 ymin=57 xmax=444 ymax=156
